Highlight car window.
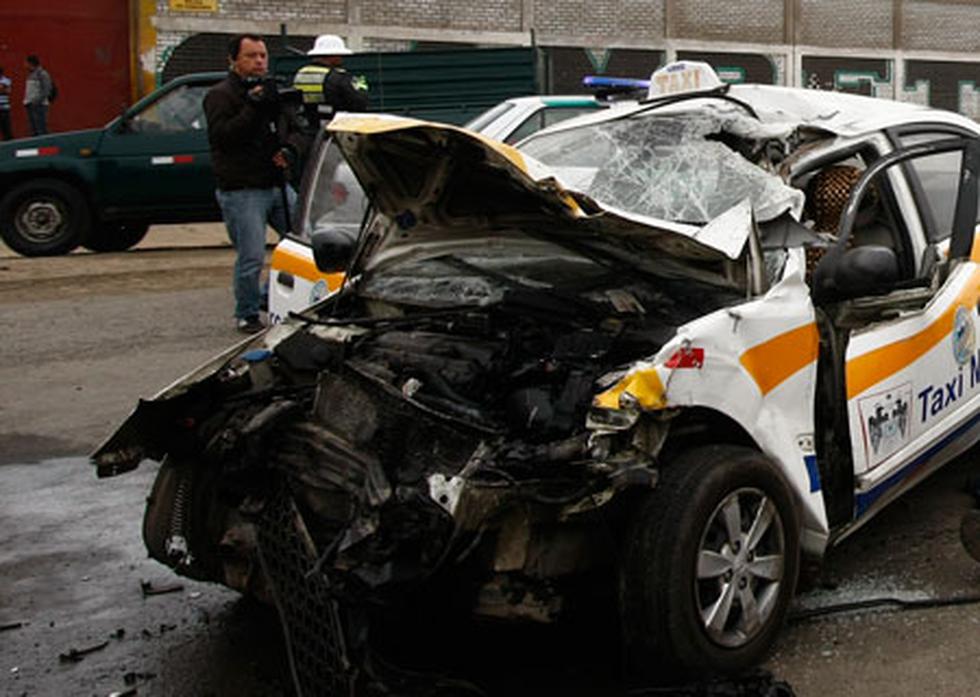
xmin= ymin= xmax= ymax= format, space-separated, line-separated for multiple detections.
xmin=301 ymin=138 xmax=368 ymax=242
xmin=464 ymin=101 xmax=516 ymax=133
xmin=129 ymin=84 xmax=210 ymax=133
xmin=899 ymin=133 xmax=971 ymax=243
xmin=504 ymin=106 xmax=599 ymax=145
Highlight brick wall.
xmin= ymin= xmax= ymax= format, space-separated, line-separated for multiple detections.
xmin=673 ymin=0 xmax=784 ymax=44
xmin=360 ymin=0 xmax=523 ymax=31
xmin=154 ymin=0 xmax=980 ymax=122
xmin=533 ymin=0 xmax=665 ymax=41
xmin=156 ymin=0 xmax=980 ymax=53
xmin=799 ymin=0 xmax=893 ymax=50
xmin=904 ymin=1 xmax=980 ymax=53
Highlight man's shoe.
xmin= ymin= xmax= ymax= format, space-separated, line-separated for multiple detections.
xmin=236 ymin=316 xmax=266 ymax=334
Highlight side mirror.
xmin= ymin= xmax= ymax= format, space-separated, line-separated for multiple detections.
xmin=814 ymin=244 xmax=900 ymax=302
xmin=311 ymin=228 xmax=356 ymax=273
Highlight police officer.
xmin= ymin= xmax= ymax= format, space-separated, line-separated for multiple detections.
xmin=292 ymin=34 xmax=369 ymax=133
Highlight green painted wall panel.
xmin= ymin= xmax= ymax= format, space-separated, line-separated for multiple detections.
xmin=274 ymin=47 xmax=538 ymax=124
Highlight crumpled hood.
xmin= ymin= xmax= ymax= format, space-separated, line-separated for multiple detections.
xmin=328 ymin=115 xmax=755 ymax=286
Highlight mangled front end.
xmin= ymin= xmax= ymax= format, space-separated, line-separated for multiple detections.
xmin=93 ymin=269 xmax=735 ymax=691
xmin=93 ymin=114 xmax=820 ymax=687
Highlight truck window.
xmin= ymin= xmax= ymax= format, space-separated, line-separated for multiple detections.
xmin=130 ymin=84 xmax=210 ymax=133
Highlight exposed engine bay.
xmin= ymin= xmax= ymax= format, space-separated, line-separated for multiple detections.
xmin=104 ymin=246 xmax=740 ymax=692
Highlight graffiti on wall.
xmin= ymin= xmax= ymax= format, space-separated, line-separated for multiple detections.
xmin=802 ymin=56 xmax=980 ymax=120
xmin=905 ymin=61 xmax=980 ymax=121
xmin=802 ymin=56 xmax=894 ymax=100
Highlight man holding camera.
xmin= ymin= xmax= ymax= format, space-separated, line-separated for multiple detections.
xmin=204 ymin=34 xmax=304 ymax=334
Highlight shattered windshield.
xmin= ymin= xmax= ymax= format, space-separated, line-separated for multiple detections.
xmin=519 ymin=109 xmax=803 ymax=225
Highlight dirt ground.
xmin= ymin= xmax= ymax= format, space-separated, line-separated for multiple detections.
xmin=2 ymin=225 xmax=980 ymax=696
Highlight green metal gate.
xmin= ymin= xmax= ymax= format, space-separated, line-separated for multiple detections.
xmin=274 ymin=47 xmax=539 ymax=125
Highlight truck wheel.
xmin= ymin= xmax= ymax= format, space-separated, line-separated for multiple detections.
xmin=0 ymin=179 xmax=91 ymax=256
xmin=620 ymin=445 xmax=800 ymax=681
xmin=83 ymin=222 xmax=150 ymax=252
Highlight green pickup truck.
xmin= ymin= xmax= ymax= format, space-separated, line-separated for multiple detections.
xmin=0 ymin=72 xmax=223 ymax=256
xmin=0 ymin=48 xmax=545 ymax=256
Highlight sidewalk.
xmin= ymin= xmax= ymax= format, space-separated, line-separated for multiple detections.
xmin=0 ymin=222 xmax=282 ymax=258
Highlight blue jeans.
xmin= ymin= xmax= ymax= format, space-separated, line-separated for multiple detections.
xmin=215 ymin=186 xmax=297 ymax=320
xmin=26 ymin=103 xmax=47 ymax=135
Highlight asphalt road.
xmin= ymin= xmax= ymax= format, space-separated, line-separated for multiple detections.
xmin=2 ymin=227 xmax=980 ymax=696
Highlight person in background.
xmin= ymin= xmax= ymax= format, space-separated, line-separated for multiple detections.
xmin=0 ymin=67 xmax=11 ymax=140
xmin=24 ymin=54 xmax=52 ymax=136
xmin=204 ymin=33 xmax=305 ymax=334
xmin=292 ymin=34 xmax=368 ymax=134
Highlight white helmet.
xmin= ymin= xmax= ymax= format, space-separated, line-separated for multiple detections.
xmin=308 ymin=34 xmax=352 ymax=56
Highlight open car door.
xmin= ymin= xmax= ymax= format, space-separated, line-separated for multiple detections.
xmin=815 ymin=137 xmax=980 ymax=527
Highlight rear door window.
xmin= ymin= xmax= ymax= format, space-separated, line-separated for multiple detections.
xmin=505 ymin=106 xmax=600 ymax=144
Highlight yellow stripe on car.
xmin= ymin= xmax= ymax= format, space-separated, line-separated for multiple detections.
xmin=739 ymin=322 xmax=820 ymax=396
xmin=846 ymin=267 xmax=980 ymax=399
xmin=271 ymin=245 xmax=345 ymax=290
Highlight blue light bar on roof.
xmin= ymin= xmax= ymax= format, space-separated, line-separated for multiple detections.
xmin=583 ymin=75 xmax=651 ymax=90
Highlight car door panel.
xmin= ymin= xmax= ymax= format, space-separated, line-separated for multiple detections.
xmin=842 ymin=139 xmax=980 ymax=520
xmin=97 ymin=81 xmax=216 ymax=220
xmin=847 ymin=264 xmax=980 ymax=478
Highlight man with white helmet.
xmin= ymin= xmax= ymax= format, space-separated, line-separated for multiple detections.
xmin=292 ymin=34 xmax=369 ymax=133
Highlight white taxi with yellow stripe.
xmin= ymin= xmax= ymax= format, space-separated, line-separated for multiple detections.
xmin=96 ymin=62 xmax=980 ymax=681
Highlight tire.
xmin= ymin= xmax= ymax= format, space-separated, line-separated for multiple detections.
xmin=142 ymin=456 xmax=227 ymax=584
xmin=620 ymin=445 xmax=800 ymax=680
xmin=0 ymin=178 xmax=91 ymax=256
xmin=83 ymin=222 xmax=150 ymax=252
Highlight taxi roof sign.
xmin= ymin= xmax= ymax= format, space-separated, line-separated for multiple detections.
xmin=647 ymin=61 xmax=724 ymax=99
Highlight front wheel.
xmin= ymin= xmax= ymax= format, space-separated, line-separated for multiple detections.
xmin=0 ymin=178 xmax=91 ymax=256
xmin=620 ymin=445 xmax=800 ymax=680
xmin=83 ymin=222 xmax=150 ymax=252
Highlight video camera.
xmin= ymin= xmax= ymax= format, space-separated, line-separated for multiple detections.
xmin=244 ymin=75 xmax=303 ymax=109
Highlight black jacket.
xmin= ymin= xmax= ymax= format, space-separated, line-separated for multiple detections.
xmin=323 ymin=68 xmax=369 ymax=114
xmin=203 ymin=72 xmax=304 ymax=191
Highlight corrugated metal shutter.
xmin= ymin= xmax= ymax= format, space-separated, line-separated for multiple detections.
xmin=0 ymin=1 xmax=130 ymax=137
xmin=274 ymin=47 xmax=539 ymax=125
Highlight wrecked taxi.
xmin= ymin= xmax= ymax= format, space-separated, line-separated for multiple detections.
xmin=94 ymin=62 xmax=980 ymax=689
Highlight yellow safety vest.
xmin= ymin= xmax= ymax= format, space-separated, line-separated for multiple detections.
xmin=292 ymin=64 xmax=331 ymax=104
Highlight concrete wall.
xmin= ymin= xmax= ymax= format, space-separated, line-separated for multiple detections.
xmin=149 ymin=0 xmax=980 ymax=119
